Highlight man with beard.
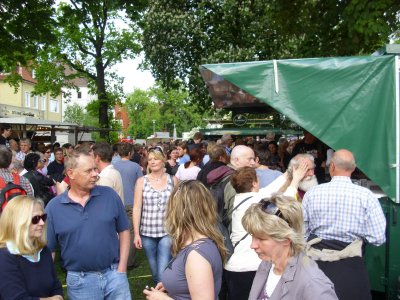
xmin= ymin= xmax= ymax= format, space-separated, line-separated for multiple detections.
xmin=291 ymin=130 xmax=327 ymax=183
xmin=302 ymin=149 xmax=386 ymax=300
xmin=278 ymin=153 xmax=318 ymax=201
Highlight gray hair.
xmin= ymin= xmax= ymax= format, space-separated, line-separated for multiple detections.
xmin=221 ymin=134 xmax=232 ymax=143
xmin=287 ymin=153 xmax=314 ymax=178
xmin=331 ymin=151 xmax=356 ymax=171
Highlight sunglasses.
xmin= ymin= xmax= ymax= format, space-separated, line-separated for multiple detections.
xmin=260 ymin=200 xmax=290 ymax=226
xmin=45 ymin=151 xmax=51 ymax=154
xmin=149 ymin=146 xmax=164 ymax=155
xmin=32 ymin=213 xmax=47 ymax=225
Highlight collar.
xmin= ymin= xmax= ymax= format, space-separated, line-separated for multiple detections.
xmin=331 ymin=176 xmax=352 ymax=182
xmin=60 ymin=185 xmax=102 ymax=204
xmin=99 ymin=164 xmax=113 ymax=177
xmin=6 ymin=241 xmax=43 ymax=263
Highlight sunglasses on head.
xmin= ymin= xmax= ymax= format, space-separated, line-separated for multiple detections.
xmin=32 ymin=213 xmax=47 ymax=225
xmin=260 ymin=200 xmax=290 ymax=226
xmin=149 ymin=146 xmax=164 ymax=154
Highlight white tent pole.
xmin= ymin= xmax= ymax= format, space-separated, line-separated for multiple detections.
xmin=273 ymin=60 xmax=279 ymax=94
xmin=396 ymin=56 xmax=399 ymax=203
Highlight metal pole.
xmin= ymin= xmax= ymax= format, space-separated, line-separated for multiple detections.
xmin=152 ymin=120 xmax=155 ymax=136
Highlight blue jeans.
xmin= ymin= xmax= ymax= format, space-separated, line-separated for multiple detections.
xmin=141 ymin=234 xmax=172 ymax=284
xmin=66 ymin=264 xmax=131 ymax=300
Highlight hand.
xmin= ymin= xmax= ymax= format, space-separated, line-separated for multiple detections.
xmin=154 ymin=282 xmax=166 ymax=292
xmin=134 ymin=234 xmax=142 ymax=249
xmin=143 ymin=287 xmax=170 ymax=300
xmin=292 ymin=160 xmax=309 ymax=184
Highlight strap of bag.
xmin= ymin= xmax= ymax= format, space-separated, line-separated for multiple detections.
xmin=0 ymin=177 xmax=6 ymax=189
xmin=12 ymin=173 xmax=21 ymax=185
xmin=233 ymin=233 xmax=249 ymax=249
xmin=222 ymin=196 xmax=253 ymax=221
xmin=226 ymin=195 xmax=253 ymax=250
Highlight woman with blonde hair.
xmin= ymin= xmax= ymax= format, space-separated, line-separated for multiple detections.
xmin=242 ymin=194 xmax=338 ymax=300
xmin=133 ymin=147 xmax=178 ymax=284
xmin=144 ymin=180 xmax=226 ymax=300
xmin=0 ymin=196 xmax=63 ymax=299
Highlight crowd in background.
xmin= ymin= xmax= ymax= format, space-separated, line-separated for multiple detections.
xmin=0 ymin=124 xmax=386 ymax=300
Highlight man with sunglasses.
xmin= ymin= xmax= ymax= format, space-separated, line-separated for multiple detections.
xmin=303 ymin=149 xmax=386 ymax=300
xmin=46 ymin=149 xmax=131 ymax=299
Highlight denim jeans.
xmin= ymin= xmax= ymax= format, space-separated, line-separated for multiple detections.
xmin=141 ymin=234 xmax=172 ymax=284
xmin=66 ymin=263 xmax=131 ymax=300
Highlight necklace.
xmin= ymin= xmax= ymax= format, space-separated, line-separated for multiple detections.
xmin=150 ymin=173 xmax=163 ymax=182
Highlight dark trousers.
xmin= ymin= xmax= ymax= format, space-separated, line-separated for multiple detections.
xmin=225 ymin=270 xmax=256 ymax=300
xmin=317 ymin=257 xmax=372 ymax=300
xmin=310 ymin=236 xmax=371 ymax=300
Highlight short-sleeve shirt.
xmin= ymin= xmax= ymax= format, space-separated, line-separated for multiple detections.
xmin=45 ymin=185 xmax=129 ymax=272
xmin=162 ymin=238 xmax=223 ymax=300
xmin=140 ymin=175 xmax=174 ymax=237
xmin=175 ymin=164 xmax=201 ymax=181
xmin=113 ymin=159 xmax=143 ymax=206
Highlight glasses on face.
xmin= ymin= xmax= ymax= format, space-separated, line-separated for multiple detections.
xmin=260 ymin=200 xmax=290 ymax=226
xmin=45 ymin=151 xmax=51 ymax=154
xmin=31 ymin=213 xmax=47 ymax=225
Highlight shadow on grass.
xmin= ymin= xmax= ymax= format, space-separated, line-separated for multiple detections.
xmin=55 ymin=249 xmax=153 ymax=300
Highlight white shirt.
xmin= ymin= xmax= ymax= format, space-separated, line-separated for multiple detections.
xmin=175 ymin=164 xmax=201 ymax=181
xmin=97 ymin=164 xmax=125 ymax=204
xmin=225 ymin=174 xmax=297 ymax=272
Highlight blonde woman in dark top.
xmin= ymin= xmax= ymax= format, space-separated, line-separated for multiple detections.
xmin=0 ymin=196 xmax=63 ymax=300
xmin=143 ymin=180 xmax=226 ymax=300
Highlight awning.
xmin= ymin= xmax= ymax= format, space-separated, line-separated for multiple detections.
xmin=200 ymin=127 xmax=302 ymax=136
xmin=201 ymin=55 xmax=398 ymax=201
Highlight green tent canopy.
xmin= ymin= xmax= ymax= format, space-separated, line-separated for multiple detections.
xmin=200 ymin=55 xmax=398 ymax=201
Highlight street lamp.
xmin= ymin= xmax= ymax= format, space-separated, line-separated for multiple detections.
xmin=152 ymin=120 xmax=155 ymax=136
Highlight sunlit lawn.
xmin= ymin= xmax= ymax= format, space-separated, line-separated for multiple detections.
xmin=55 ymin=249 xmax=153 ymax=300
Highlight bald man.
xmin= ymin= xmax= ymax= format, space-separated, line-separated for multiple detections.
xmin=303 ymin=149 xmax=386 ymax=300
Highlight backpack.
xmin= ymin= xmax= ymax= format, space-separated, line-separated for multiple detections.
xmin=218 ymin=195 xmax=253 ymax=260
xmin=0 ymin=173 xmax=27 ymax=213
xmin=209 ymin=174 xmax=233 ymax=219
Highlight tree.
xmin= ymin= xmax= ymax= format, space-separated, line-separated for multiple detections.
xmin=34 ymin=0 xmax=147 ymax=139
xmin=140 ymin=0 xmax=400 ymax=111
xmin=0 ymin=0 xmax=55 ymax=67
xmin=63 ymin=103 xmax=86 ymax=125
xmin=126 ymin=85 xmax=205 ymax=139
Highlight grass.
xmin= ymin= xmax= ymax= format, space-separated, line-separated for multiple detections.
xmin=55 ymin=249 xmax=153 ymax=300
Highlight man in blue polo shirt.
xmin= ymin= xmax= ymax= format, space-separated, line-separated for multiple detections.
xmin=46 ymin=149 xmax=131 ymax=299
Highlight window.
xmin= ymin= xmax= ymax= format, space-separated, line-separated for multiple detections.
xmin=41 ymin=96 xmax=46 ymax=111
xmin=49 ymin=99 xmax=59 ymax=113
xmin=77 ymin=90 xmax=82 ymax=99
xmin=32 ymin=69 xmax=36 ymax=79
xmin=33 ymin=95 xmax=39 ymax=109
xmin=25 ymin=92 xmax=30 ymax=107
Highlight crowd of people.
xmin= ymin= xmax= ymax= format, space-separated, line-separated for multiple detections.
xmin=0 ymin=125 xmax=387 ymax=300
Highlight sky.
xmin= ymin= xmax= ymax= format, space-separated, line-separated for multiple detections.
xmin=113 ymin=55 xmax=155 ymax=95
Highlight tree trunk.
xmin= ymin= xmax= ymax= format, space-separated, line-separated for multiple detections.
xmin=96 ymin=64 xmax=109 ymax=140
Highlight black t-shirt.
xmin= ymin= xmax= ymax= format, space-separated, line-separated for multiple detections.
xmin=0 ymin=135 xmax=7 ymax=146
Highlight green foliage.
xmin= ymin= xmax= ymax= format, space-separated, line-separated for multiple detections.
xmin=32 ymin=0 xmax=146 ymax=137
xmin=126 ymin=85 xmax=205 ymax=139
xmin=0 ymin=0 xmax=56 ymax=66
xmin=63 ymin=103 xmax=87 ymax=125
xmin=140 ymin=0 xmax=400 ymax=111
